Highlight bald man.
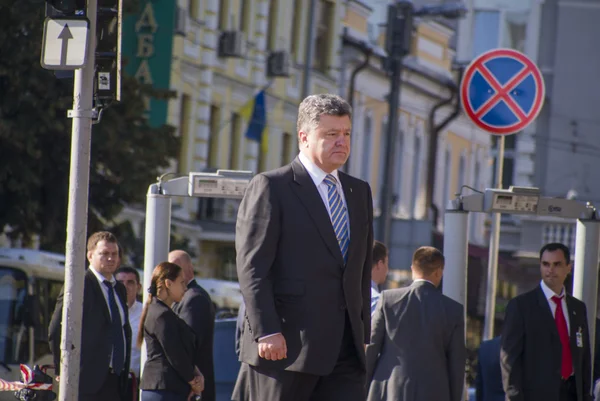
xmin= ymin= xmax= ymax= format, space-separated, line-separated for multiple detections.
xmin=169 ymin=250 xmax=216 ymax=401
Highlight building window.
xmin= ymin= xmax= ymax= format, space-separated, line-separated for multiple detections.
xmin=361 ymin=114 xmax=373 ymax=181
xmin=378 ymin=118 xmax=387 ymax=197
xmin=281 ymin=132 xmax=293 ymax=166
xmin=471 ymin=158 xmax=482 ymax=241
xmin=411 ymin=135 xmax=421 ymax=217
xmin=473 ymin=11 xmax=500 ymax=57
xmin=266 ymin=0 xmax=279 ymax=51
xmin=188 ymin=0 xmax=198 ymax=20
xmin=502 ymin=11 xmax=528 ymax=51
xmin=472 ymin=6 xmax=530 ymax=58
xmin=458 ymin=153 xmax=466 ymax=192
xmin=178 ymin=94 xmax=192 ymax=174
xmin=314 ymin=0 xmax=333 ymax=73
xmin=240 ymin=0 xmax=252 ymax=35
xmin=218 ymin=0 xmax=229 ymax=30
xmin=208 ymin=105 xmax=221 ymax=168
xmin=543 ymin=223 xmax=576 ymax=251
xmin=290 ymin=0 xmax=302 ymax=58
xmin=229 ymin=113 xmax=242 ymax=170
xmin=443 ymin=149 xmax=452 ymax=208
xmin=392 ymin=119 xmax=404 ymax=212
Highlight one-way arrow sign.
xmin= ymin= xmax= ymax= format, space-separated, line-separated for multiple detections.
xmin=58 ymin=24 xmax=74 ymax=66
xmin=41 ymin=18 xmax=89 ymax=70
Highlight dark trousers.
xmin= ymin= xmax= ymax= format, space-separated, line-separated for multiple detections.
xmin=560 ymin=376 xmax=577 ymax=401
xmin=80 ymin=372 xmax=122 ymax=401
xmin=243 ymin=314 xmax=365 ymax=401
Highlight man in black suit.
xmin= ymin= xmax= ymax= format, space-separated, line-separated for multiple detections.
xmin=169 ymin=249 xmax=216 ymax=401
xmin=501 ymin=243 xmax=592 ymax=401
xmin=49 ymin=231 xmax=132 ymax=401
xmin=235 ymin=94 xmax=373 ymax=401
xmin=476 ymin=336 xmax=504 ymax=401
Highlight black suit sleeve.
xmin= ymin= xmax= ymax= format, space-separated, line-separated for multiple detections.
xmin=178 ymin=292 xmax=212 ymax=349
xmin=500 ymin=299 xmax=525 ymax=401
xmin=581 ymin=302 xmax=593 ymax=401
xmin=154 ymin=312 xmax=196 ymax=383
xmin=366 ymin=291 xmax=385 ymax=382
xmin=447 ymin=306 xmax=466 ymax=401
xmin=594 ymin=319 xmax=600 ymax=381
xmin=235 ymin=174 xmax=281 ymax=340
xmin=362 ymin=183 xmax=374 ymax=343
xmin=48 ymin=286 xmax=64 ymax=375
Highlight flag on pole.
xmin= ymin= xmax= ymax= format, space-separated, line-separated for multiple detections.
xmin=241 ymin=90 xmax=269 ymax=154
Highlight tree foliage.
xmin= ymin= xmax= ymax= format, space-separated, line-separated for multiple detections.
xmin=0 ymin=0 xmax=179 ymax=253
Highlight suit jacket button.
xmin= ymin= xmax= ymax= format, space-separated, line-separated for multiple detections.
xmin=340 ymin=305 xmax=346 ymax=310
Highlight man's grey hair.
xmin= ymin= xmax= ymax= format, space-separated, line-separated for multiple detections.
xmin=296 ymin=94 xmax=352 ymax=134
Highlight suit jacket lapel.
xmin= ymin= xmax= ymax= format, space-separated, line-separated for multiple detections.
xmin=290 ymin=158 xmax=345 ymax=266
xmin=535 ymin=286 xmax=560 ymax=342
xmin=338 ymin=172 xmax=357 ymax=266
xmin=86 ymin=269 xmax=111 ymax=323
xmin=565 ymin=296 xmax=581 ymax=357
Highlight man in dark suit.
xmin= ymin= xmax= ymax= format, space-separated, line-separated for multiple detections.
xmin=593 ymin=318 xmax=600 ymax=400
xmin=501 ymin=242 xmax=592 ymax=401
xmin=49 ymin=231 xmax=132 ymax=401
xmin=366 ymin=246 xmax=466 ymax=401
xmin=169 ymin=249 xmax=216 ymax=401
xmin=476 ymin=336 xmax=504 ymax=401
xmin=235 ymin=94 xmax=373 ymax=401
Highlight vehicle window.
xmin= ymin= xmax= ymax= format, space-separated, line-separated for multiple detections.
xmin=33 ymin=279 xmax=63 ymax=361
xmin=0 ymin=266 xmax=29 ymax=364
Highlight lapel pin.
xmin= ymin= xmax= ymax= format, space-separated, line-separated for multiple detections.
xmin=350 ymin=188 xmax=353 ymax=193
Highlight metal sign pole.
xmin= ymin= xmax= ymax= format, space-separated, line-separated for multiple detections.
xmin=140 ymin=185 xmax=172 ymax=376
xmin=482 ymin=135 xmax=505 ymax=340
xmin=58 ymin=0 xmax=97 ymax=400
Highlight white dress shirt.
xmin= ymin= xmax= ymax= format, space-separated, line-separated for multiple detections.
xmin=128 ymin=301 xmax=143 ymax=377
xmin=89 ymin=266 xmax=127 ymax=369
xmin=371 ymin=281 xmax=380 ymax=316
xmin=298 ymin=152 xmax=349 ymax=222
xmin=540 ymin=279 xmax=571 ymax=334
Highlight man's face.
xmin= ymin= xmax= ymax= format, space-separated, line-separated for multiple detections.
xmin=299 ymin=114 xmax=351 ymax=173
xmin=87 ymin=240 xmax=120 ymax=278
xmin=372 ymin=256 xmax=389 ymax=285
xmin=116 ymin=272 xmax=141 ymax=307
xmin=540 ymin=249 xmax=571 ymax=293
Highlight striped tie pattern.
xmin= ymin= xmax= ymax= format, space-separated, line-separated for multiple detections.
xmin=324 ymin=174 xmax=350 ymax=262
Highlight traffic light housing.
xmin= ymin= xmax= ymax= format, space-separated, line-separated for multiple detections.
xmin=95 ymin=0 xmax=122 ymax=104
xmin=45 ymin=0 xmax=86 ymax=17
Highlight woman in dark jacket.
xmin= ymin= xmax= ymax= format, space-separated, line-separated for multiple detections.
xmin=138 ymin=262 xmax=204 ymax=401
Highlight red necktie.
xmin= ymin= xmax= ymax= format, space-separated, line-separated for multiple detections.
xmin=551 ymin=295 xmax=573 ymax=378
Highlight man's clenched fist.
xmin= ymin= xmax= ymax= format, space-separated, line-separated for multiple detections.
xmin=258 ymin=333 xmax=287 ymax=360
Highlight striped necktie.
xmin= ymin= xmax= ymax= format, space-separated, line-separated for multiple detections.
xmin=324 ymin=174 xmax=350 ymax=262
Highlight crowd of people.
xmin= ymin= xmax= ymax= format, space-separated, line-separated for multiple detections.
xmin=48 ymin=94 xmax=597 ymax=401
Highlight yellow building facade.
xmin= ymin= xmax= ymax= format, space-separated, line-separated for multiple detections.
xmin=342 ymin=1 xmax=492 ymax=272
xmin=121 ymin=0 xmax=493 ymax=277
xmin=155 ymin=0 xmax=347 ymax=277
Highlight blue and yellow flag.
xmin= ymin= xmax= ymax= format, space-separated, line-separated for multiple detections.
xmin=240 ymin=90 xmax=268 ymax=154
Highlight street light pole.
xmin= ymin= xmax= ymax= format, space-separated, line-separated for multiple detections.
xmin=377 ymin=1 xmax=413 ymax=245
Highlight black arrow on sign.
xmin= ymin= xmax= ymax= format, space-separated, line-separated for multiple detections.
xmin=58 ymin=24 xmax=73 ymax=66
